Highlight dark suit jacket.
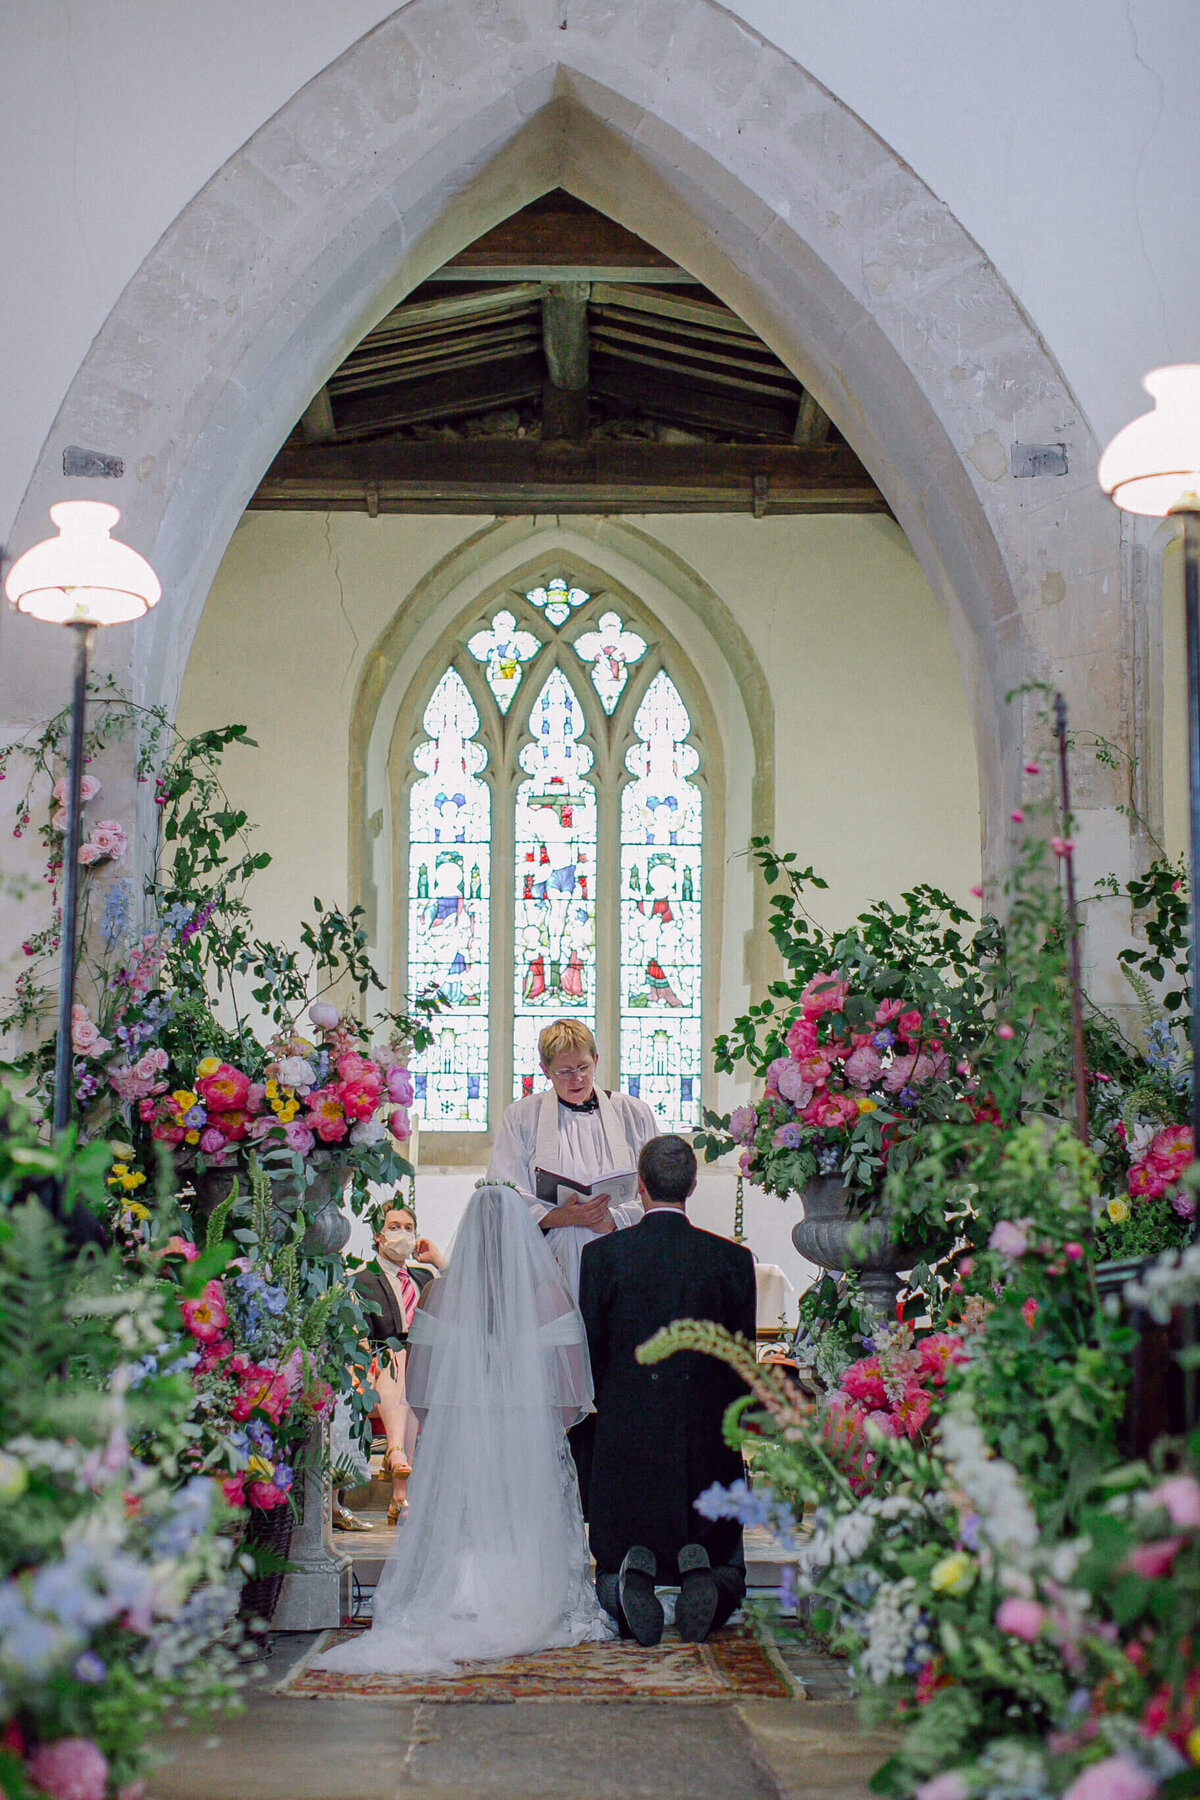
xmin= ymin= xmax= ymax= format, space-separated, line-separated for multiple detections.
xmin=578 ymin=1208 xmax=757 ymax=1580
xmin=354 ymin=1261 xmax=436 ymax=1348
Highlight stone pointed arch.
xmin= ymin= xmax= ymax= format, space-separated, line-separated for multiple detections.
xmin=0 ymin=0 xmax=1128 ymax=881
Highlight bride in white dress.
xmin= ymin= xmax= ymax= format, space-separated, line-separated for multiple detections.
xmin=314 ymin=1184 xmax=613 ymax=1675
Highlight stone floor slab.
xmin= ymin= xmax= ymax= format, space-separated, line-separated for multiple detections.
xmin=737 ymin=1699 xmax=899 ymax=1800
xmin=149 ymin=1696 xmax=421 ymax=1800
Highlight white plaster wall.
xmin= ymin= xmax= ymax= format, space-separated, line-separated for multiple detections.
xmin=2 ymin=0 xmax=1195 ymax=549
xmin=177 ymin=507 xmax=978 ymax=1306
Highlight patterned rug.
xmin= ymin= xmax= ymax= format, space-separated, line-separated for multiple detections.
xmin=278 ymin=1625 xmax=793 ymax=1703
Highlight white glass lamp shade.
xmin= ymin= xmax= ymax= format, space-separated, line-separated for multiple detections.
xmin=4 ymin=502 xmax=162 ymax=626
xmin=1098 ymin=366 xmax=1200 ymax=517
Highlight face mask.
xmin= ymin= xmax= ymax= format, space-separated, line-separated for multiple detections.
xmin=379 ymin=1227 xmax=416 ymax=1263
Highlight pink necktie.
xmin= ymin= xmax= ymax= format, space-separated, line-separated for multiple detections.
xmin=397 ymin=1268 xmax=419 ymax=1329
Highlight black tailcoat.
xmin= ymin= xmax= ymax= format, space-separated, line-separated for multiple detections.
xmin=578 ymin=1209 xmax=757 ymax=1580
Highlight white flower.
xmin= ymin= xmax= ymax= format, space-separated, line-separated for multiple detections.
xmin=860 ymin=1577 xmax=923 ymax=1684
xmin=349 ymin=1118 xmax=386 ymax=1147
xmin=1126 ymin=1120 xmax=1157 ymax=1161
xmin=940 ymin=1410 xmax=1039 ymax=1556
xmin=1124 ymin=1243 xmax=1200 ymax=1323
xmin=277 ymin=1055 xmax=317 ymax=1092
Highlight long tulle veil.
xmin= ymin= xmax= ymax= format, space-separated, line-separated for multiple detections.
xmin=315 ymin=1184 xmax=610 ymax=1673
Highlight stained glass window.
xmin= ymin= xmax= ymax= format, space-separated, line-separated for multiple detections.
xmin=512 ymin=669 xmax=598 ymax=1099
xmin=526 ymin=578 xmax=589 ymax=628
xmin=408 ymin=669 xmax=490 ymax=1131
xmin=619 ymin=672 xmax=703 ymax=1129
xmin=466 ymin=609 xmax=541 ymax=715
xmin=573 ymin=610 xmax=647 ymax=714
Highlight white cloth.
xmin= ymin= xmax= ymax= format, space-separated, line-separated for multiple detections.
xmin=754 ymin=1264 xmax=796 ymax=1332
xmin=487 ymin=1088 xmax=658 ymax=1300
xmin=313 ymin=1185 xmax=612 ymax=1675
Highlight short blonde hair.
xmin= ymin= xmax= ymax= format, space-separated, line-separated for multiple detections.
xmin=538 ymin=1018 xmax=597 ymax=1070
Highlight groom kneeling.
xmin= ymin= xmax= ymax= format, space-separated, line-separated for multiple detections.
xmin=579 ymin=1135 xmax=757 ymax=1645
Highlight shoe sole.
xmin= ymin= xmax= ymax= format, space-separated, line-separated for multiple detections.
xmin=676 ymin=1574 xmax=719 ymax=1642
xmin=620 ymin=1579 xmax=665 ymax=1647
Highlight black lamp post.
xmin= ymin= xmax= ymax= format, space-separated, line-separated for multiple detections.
xmin=4 ymin=502 xmax=161 ymax=1170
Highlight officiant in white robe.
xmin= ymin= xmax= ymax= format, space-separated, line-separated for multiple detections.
xmin=487 ymin=1019 xmax=658 ymax=1305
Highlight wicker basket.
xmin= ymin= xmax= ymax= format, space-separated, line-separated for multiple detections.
xmin=237 ymin=1493 xmax=300 ymax=1638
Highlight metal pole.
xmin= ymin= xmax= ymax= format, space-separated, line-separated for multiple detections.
xmin=51 ymin=620 xmax=94 ymax=1147
xmin=1182 ymin=507 xmax=1200 ymax=1163
xmin=1053 ymin=693 xmax=1089 ymax=1145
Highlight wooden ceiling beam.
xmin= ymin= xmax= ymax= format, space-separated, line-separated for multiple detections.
xmin=329 ymin=351 xmax=544 ymax=435
xmin=248 ymin=441 xmax=888 ymax=515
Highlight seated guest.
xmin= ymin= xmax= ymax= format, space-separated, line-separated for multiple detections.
xmin=355 ymin=1202 xmax=446 ymax=1526
xmin=579 ymin=1135 xmax=757 ymax=1645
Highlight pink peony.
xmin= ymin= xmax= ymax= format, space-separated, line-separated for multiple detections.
xmin=815 ymin=1092 xmax=858 ymax=1131
xmin=306 ymin=1086 xmax=350 ymax=1143
xmin=198 ymin=1125 xmax=227 ymax=1155
xmin=232 ymin=1365 xmax=291 ymax=1424
xmin=385 ymin=1065 xmax=415 ymax=1106
xmin=1061 ymin=1757 xmax=1158 ymax=1800
xmin=893 ymin=1381 xmax=931 ymax=1438
xmin=1172 ymin=1188 xmax=1197 ymax=1220
xmin=70 ymin=1004 xmax=110 ymax=1058
xmin=179 ymin=1280 xmax=229 ymax=1343
xmin=737 ymin=1149 xmax=753 ymax=1177
xmin=338 ymin=1076 xmax=383 ymax=1122
xmin=776 ymin=1062 xmax=814 ymax=1107
xmin=1148 ymin=1124 xmax=1193 ymax=1173
xmin=883 ymin=1052 xmax=935 ymax=1093
xmin=874 ymin=999 xmax=905 ymax=1025
xmin=764 ymin=1055 xmax=794 ymax=1094
xmin=728 ymin=1105 xmax=757 ymax=1147
xmin=800 ymin=973 xmax=849 ymax=1017
xmin=786 ymin=1016 xmax=818 ymax=1059
xmin=196 ymin=1062 xmax=251 ymax=1112
xmin=794 ymin=1051 xmax=834 ymax=1086
xmin=245 ymin=1083 xmax=266 ymax=1115
xmin=388 ymin=1106 xmax=412 ymax=1141
xmin=220 ymin=1471 xmax=247 ymax=1507
xmin=918 ymin=1333 xmax=967 ymax=1385
xmin=162 ymin=1236 xmax=199 ymax=1262
xmin=308 ymin=1000 xmax=340 ymax=1031
xmin=996 ymin=1596 xmax=1045 ymax=1641
xmin=248 ymin=1115 xmax=281 ymax=1140
xmin=25 ymin=1737 xmax=109 ymax=1800
xmin=1124 ymin=1537 xmax=1184 ymax=1578
xmin=842 ymin=1358 xmax=887 ymax=1409
xmin=283 ymin=1118 xmax=316 ymax=1155
xmin=915 ymin=1776 xmax=969 ymax=1800
xmin=1128 ymin=1161 xmax=1169 ymax=1201
xmin=247 ymin=1479 xmax=289 ymax=1509
xmin=896 ymin=1009 xmax=924 ymax=1041
xmin=1146 ymin=1474 xmax=1200 ymax=1529
xmin=989 ymin=1219 xmax=1029 ymax=1257
xmin=844 ymin=1045 xmax=883 ymax=1089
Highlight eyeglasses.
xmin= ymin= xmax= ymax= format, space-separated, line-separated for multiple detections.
xmin=550 ymin=1062 xmax=594 ymax=1081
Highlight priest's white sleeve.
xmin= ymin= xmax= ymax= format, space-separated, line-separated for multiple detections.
xmin=486 ymin=1097 xmax=547 ymax=1223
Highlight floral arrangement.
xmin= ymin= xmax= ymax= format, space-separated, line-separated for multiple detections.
xmin=698 ymin=843 xmax=995 ymax=1203
xmin=0 ymin=1104 xmax=247 ymax=1800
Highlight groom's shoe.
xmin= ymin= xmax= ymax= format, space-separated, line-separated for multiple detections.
xmin=676 ymin=1544 xmax=719 ymax=1642
xmin=618 ymin=1547 xmax=664 ymax=1647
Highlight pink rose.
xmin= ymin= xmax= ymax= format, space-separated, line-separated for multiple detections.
xmin=763 ymin=1055 xmax=794 ymax=1094
xmin=132 ymin=1047 xmax=168 ymax=1081
xmin=385 ymin=1065 xmax=415 ymax=1106
xmin=776 ymin=1062 xmax=814 ymax=1107
xmin=896 ymin=1009 xmax=924 ymax=1041
xmin=180 ymin=1280 xmax=229 ymax=1343
xmin=1172 ymin=1188 xmax=1197 ymax=1220
xmin=989 ymin=1219 xmax=1029 ymax=1257
xmin=786 ymin=1016 xmax=818 ymax=1059
xmin=77 ymin=841 xmax=104 ymax=865
xmin=247 ymin=1479 xmax=290 ymax=1509
xmin=245 ymin=1083 xmax=266 ymax=1115
xmin=70 ymin=1004 xmax=110 ymax=1058
xmin=874 ymin=999 xmax=904 ymax=1025
xmin=283 ymin=1118 xmax=316 ymax=1155
xmin=25 ymin=1737 xmax=109 ymax=1800
xmin=220 ymin=1471 xmax=247 ymax=1508
xmin=1124 ymin=1537 xmax=1184 ymax=1578
xmin=248 ymin=1115 xmax=280 ymax=1140
xmin=53 ymin=774 xmax=102 ymax=805
xmin=1061 ymin=1757 xmax=1158 ymax=1800
xmin=996 ymin=1596 xmax=1045 ymax=1641
xmin=844 ymin=1045 xmax=883 ymax=1089
xmin=198 ymin=1126 xmax=227 ymax=1155
xmin=388 ymin=1106 xmax=412 ymax=1141
xmin=1146 ymin=1474 xmax=1200 ymax=1528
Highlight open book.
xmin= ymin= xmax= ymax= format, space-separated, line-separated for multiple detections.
xmin=534 ymin=1166 xmax=639 ymax=1211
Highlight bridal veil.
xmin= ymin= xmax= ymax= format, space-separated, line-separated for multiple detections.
xmin=315 ymin=1183 xmax=611 ymax=1674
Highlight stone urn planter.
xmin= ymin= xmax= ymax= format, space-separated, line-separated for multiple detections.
xmin=791 ymin=1175 xmax=941 ymax=1324
xmin=185 ymin=1162 xmax=350 ymax=1254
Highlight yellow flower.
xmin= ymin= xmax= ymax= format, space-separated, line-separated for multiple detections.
xmin=120 ymin=1170 xmax=147 ymax=1191
xmin=123 ymin=1200 xmax=151 ymax=1222
xmin=265 ymin=1079 xmax=280 ymax=1101
xmin=185 ymin=1129 xmax=200 ymax=1146
xmin=1186 ymin=1728 xmax=1200 ymax=1765
xmin=246 ymin=1453 xmax=272 ymax=1480
xmin=1107 ymin=1197 xmax=1131 ymax=1224
xmin=108 ymin=1162 xmax=128 ymax=1180
xmin=196 ymin=1057 xmax=221 ymax=1079
xmin=857 ymin=1097 xmax=878 ymax=1114
xmin=171 ymin=1089 xmax=198 ymax=1111
xmin=929 ymin=1552 xmax=976 ymax=1595
xmin=109 ymin=1140 xmax=135 ymax=1160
